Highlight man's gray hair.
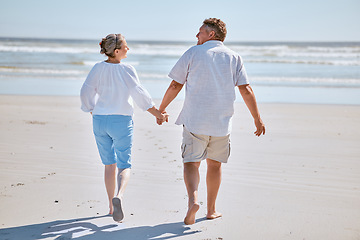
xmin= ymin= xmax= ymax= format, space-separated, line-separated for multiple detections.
xmin=203 ymin=18 xmax=227 ymax=42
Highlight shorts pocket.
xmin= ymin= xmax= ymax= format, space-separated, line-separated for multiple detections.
xmin=181 ymin=142 xmax=194 ymax=160
xmin=228 ymin=139 xmax=231 ymax=158
xmin=181 ymin=143 xmax=186 ymax=159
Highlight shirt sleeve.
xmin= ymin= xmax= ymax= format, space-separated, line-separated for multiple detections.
xmin=80 ymin=64 xmax=100 ymax=112
xmin=235 ymin=56 xmax=250 ymax=86
xmin=168 ymin=47 xmax=193 ymax=84
xmin=123 ymin=65 xmax=155 ymax=111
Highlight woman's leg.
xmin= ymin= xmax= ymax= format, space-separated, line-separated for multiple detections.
xmin=111 ymin=116 xmax=133 ymax=199
xmin=104 ymin=163 xmax=117 ymax=214
xmin=115 ymin=168 xmax=131 ymax=199
xmin=112 ymin=168 xmax=131 ymax=222
xmin=108 ymin=116 xmax=133 ymax=221
xmin=93 ymin=115 xmax=117 ymax=215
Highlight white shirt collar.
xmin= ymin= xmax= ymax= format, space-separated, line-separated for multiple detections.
xmin=202 ymin=40 xmax=224 ymax=46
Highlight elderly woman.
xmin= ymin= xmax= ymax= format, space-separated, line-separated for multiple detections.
xmin=80 ymin=34 xmax=166 ymax=222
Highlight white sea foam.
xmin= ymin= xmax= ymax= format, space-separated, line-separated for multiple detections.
xmin=247 ymin=59 xmax=360 ymax=66
xmin=0 ymin=39 xmax=359 ymax=98
xmin=0 ymin=66 xmax=86 ymax=75
xmin=71 ymin=61 xmax=140 ymax=66
xmin=251 ymin=76 xmax=360 ymax=86
xmin=1 ymin=65 xmax=358 ymax=87
xmin=138 ymin=73 xmax=168 ymax=79
xmin=1 ymin=41 xmax=359 ymax=66
xmin=0 ymin=45 xmax=96 ymax=54
xmin=0 ymin=42 xmax=189 ymax=56
xmin=71 ymin=61 xmax=98 ymax=66
xmin=126 ymin=43 xmax=190 ymax=57
xmin=137 ymin=72 xmax=360 ymax=86
xmin=228 ymin=44 xmax=360 ymax=64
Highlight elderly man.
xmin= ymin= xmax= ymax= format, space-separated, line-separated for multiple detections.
xmin=159 ymin=18 xmax=265 ymax=225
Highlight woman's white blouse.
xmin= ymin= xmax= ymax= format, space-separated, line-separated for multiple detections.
xmin=80 ymin=61 xmax=154 ymax=115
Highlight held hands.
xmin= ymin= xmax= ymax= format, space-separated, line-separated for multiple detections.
xmin=147 ymin=106 xmax=168 ymax=125
xmin=156 ymin=111 xmax=169 ymax=125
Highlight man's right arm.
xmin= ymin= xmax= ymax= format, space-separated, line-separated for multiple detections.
xmin=159 ymin=80 xmax=184 ymax=113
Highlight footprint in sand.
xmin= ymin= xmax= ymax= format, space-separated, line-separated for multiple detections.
xmin=25 ymin=120 xmax=47 ymax=125
xmin=41 ymin=172 xmax=56 ymax=180
xmin=11 ymin=183 xmax=24 ymax=187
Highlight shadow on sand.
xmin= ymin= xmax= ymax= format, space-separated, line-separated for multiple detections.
xmin=0 ymin=215 xmax=207 ymax=240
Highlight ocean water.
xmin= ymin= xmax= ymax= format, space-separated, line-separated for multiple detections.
xmin=0 ymin=37 xmax=359 ymax=105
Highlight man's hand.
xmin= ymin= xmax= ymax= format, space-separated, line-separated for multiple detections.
xmin=238 ymin=85 xmax=265 ymax=137
xmin=254 ymin=118 xmax=265 ymax=136
xmin=157 ymin=111 xmax=169 ymax=125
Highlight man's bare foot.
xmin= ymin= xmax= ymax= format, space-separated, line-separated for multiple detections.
xmin=206 ymin=211 xmax=222 ymax=220
xmin=184 ymin=203 xmax=200 ymax=225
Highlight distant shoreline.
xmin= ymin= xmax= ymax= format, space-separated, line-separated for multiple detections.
xmin=1 ymin=36 xmax=359 ymax=45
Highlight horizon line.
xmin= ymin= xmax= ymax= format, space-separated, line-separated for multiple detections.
xmin=0 ymin=36 xmax=359 ymax=43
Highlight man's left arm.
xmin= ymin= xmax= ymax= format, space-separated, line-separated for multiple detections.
xmin=238 ymin=84 xmax=265 ymax=136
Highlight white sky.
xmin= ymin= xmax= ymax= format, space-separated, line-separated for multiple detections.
xmin=0 ymin=0 xmax=359 ymax=42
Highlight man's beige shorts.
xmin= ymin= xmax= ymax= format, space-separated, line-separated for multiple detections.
xmin=181 ymin=126 xmax=230 ymax=163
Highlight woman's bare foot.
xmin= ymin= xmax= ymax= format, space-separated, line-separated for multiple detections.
xmin=206 ymin=211 xmax=222 ymax=220
xmin=112 ymin=197 xmax=124 ymax=222
xmin=108 ymin=201 xmax=113 ymax=215
xmin=184 ymin=203 xmax=200 ymax=225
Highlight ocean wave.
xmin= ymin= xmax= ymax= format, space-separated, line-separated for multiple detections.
xmin=137 ymin=72 xmax=360 ymax=87
xmin=0 ymin=45 xmax=96 ymax=54
xmin=247 ymin=59 xmax=360 ymax=66
xmin=229 ymin=44 xmax=360 ymax=52
xmin=0 ymin=43 xmax=190 ymax=56
xmin=130 ymin=46 xmax=189 ymax=57
xmin=1 ymin=42 xmax=359 ymax=59
xmin=138 ymin=73 xmax=168 ymax=79
xmin=1 ymin=65 xmax=358 ymax=88
xmin=0 ymin=66 xmax=87 ymax=75
xmin=228 ymin=44 xmax=360 ymax=60
xmin=1 ymin=41 xmax=360 ymax=69
xmin=251 ymin=76 xmax=360 ymax=86
xmin=135 ymin=71 xmax=359 ymax=86
xmin=70 ymin=61 xmax=99 ymax=66
xmin=70 ymin=61 xmax=140 ymax=66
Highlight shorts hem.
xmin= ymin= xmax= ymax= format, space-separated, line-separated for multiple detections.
xmin=183 ymin=157 xmax=228 ymax=164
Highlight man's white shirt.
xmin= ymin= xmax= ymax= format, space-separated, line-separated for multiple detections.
xmin=169 ymin=40 xmax=249 ymax=136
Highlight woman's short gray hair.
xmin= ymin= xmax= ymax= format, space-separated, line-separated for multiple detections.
xmin=99 ymin=34 xmax=125 ymax=57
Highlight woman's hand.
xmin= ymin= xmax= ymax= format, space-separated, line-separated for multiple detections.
xmin=157 ymin=111 xmax=169 ymax=125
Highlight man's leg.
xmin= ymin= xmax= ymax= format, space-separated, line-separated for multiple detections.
xmin=183 ymin=162 xmax=201 ymax=225
xmin=104 ymin=163 xmax=117 ymax=215
xmin=206 ymin=158 xmax=222 ymax=219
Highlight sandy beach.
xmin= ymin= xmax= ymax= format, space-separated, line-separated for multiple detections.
xmin=0 ymin=95 xmax=359 ymax=240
